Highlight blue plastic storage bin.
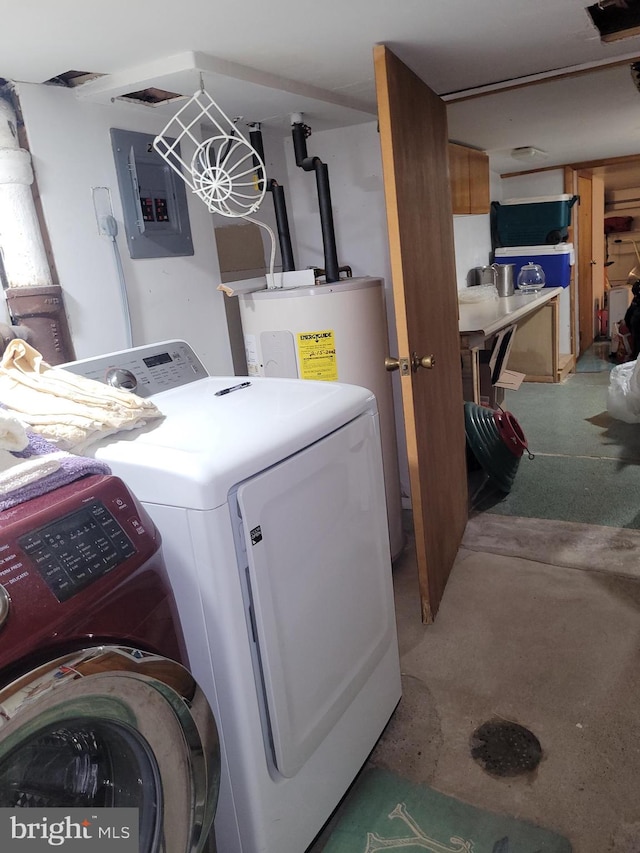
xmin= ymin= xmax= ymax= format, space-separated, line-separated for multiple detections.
xmin=492 ymin=194 xmax=578 ymax=246
xmin=494 ymin=244 xmax=574 ymax=289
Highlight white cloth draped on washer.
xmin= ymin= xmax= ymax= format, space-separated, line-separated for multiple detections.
xmin=0 ymin=339 xmax=163 ymax=452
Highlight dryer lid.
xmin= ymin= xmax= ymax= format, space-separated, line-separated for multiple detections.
xmin=0 ymin=646 xmax=219 ymax=853
xmin=85 ymin=376 xmax=376 ymax=510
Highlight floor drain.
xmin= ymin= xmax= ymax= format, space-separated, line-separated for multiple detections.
xmin=470 ymin=719 xmax=542 ymax=777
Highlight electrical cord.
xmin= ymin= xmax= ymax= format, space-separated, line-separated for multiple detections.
xmin=101 ymin=215 xmax=133 ymax=348
xmin=245 ymin=215 xmax=277 ymax=286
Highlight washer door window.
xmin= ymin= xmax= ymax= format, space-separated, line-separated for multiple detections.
xmin=0 ymin=647 xmax=219 ymax=853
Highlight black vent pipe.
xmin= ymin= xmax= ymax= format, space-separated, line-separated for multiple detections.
xmin=292 ymin=121 xmax=309 ymax=168
xmin=249 ymin=128 xmax=265 ymax=191
xmin=269 ymin=181 xmax=295 ymax=272
xmin=249 ymin=127 xmax=296 ymax=272
xmin=291 ymin=121 xmax=341 ymax=284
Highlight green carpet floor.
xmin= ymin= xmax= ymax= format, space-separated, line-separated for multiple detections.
xmin=574 ymin=339 xmax=614 ymax=374
xmin=472 ymin=349 xmax=640 ymax=528
xmin=321 ymin=768 xmax=571 ymax=853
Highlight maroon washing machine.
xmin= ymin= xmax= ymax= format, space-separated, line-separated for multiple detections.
xmin=0 ymin=474 xmax=219 ymax=852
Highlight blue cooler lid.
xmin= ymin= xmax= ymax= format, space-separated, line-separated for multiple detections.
xmin=495 ymin=244 xmax=574 ymax=262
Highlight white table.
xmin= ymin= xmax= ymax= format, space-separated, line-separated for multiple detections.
xmin=458 ymin=287 xmax=571 ymax=404
xmin=459 ymin=287 xmax=563 ymax=337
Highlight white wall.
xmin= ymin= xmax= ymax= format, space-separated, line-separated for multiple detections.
xmin=14 ymin=82 xmax=235 ymax=374
xmin=12 ymin=86 xmax=415 ymax=495
xmin=283 ymin=121 xmax=391 ymax=283
xmin=501 ymin=169 xmax=565 ymax=198
xmin=453 ymin=215 xmax=492 ymax=288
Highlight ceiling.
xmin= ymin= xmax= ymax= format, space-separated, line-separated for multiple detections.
xmin=3 ymin=0 xmax=640 ymax=180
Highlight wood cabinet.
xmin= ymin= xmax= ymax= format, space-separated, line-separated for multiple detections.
xmin=448 ymin=142 xmax=490 ymax=215
xmin=507 ymin=298 xmax=574 ymax=383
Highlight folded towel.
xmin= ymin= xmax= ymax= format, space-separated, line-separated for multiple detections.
xmin=0 ymin=340 xmax=163 ymax=451
xmin=0 ymin=426 xmax=111 ymax=512
xmin=0 ymin=410 xmax=28 ymax=451
xmin=0 ymin=447 xmax=65 ymax=493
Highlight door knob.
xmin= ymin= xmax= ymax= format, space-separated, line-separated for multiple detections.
xmin=385 ymin=355 xmax=435 ymax=373
xmin=385 ymin=356 xmax=411 ymax=375
xmin=412 ymin=353 xmax=435 ymax=370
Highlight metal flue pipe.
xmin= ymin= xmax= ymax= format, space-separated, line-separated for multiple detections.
xmin=291 ymin=119 xmax=340 ymax=284
xmin=0 ymin=97 xmax=53 ymax=290
xmin=0 ymin=94 xmax=75 ymax=363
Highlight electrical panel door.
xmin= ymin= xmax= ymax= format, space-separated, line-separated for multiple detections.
xmin=111 ymin=128 xmax=194 ymax=259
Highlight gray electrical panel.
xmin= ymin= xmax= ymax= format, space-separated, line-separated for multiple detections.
xmin=110 ymin=128 xmax=194 ymax=259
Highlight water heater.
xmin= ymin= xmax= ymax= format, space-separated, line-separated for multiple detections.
xmin=239 ymin=276 xmax=404 ymax=558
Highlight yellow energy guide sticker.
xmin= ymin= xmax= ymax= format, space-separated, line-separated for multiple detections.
xmin=297 ymin=330 xmax=338 ymax=381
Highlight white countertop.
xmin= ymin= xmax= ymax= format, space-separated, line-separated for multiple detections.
xmin=458 ymin=287 xmax=563 ymax=337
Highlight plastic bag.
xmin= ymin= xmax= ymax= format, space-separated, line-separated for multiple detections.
xmin=607 ymin=358 xmax=640 ymax=422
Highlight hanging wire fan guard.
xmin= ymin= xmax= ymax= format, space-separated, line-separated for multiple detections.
xmin=153 ymin=88 xmax=266 ymax=218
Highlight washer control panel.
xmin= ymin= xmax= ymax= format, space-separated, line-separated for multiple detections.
xmin=63 ymin=340 xmax=209 ymax=397
xmin=18 ymin=501 xmax=136 ymax=603
xmin=0 ymin=475 xmax=159 ymax=626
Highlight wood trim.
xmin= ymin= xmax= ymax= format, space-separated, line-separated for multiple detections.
xmin=446 ymin=55 xmax=640 ymax=105
xmin=578 ymin=174 xmax=595 ymax=353
xmin=558 ymin=353 xmax=576 ymax=381
xmin=502 ymin=151 xmax=640 ymax=180
xmin=564 ymin=166 xmax=577 ymax=366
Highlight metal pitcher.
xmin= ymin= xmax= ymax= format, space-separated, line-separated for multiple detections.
xmin=491 ymin=263 xmax=515 ymax=297
xmin=469 ymin=265 xmax=497 ymax=287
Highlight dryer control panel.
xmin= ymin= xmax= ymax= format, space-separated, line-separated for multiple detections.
xmin=63 ymin=340 xmax=209 ymax=397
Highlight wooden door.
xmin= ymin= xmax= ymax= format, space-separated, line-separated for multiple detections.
xmin=374 ymin=45 xmax=468 ymax=623
xmin=591 ymin=175 xmax=606 ymax=333
xmin=578 ymin=175 xmax=595 ymax=354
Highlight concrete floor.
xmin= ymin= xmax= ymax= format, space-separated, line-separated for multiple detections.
xmin=311 ymin=523 xmax=640 ymax=853
xmin=311 ymin=356 xmax=640 ymax=853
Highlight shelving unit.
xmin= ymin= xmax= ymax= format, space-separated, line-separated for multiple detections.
xmin=606 ymin=230 xmax=640 ymax=287
xmin=605 ymin=187 xmax=640 ymax=286
xmin=608 ymin=231 xmax=640 ymax=247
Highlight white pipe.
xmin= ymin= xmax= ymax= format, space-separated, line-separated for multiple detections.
xmin=0 ymin=97 xmax=53 ymax=289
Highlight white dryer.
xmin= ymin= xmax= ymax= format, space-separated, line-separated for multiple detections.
xmin=64 ymin=341 xmax=401 ymax=853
